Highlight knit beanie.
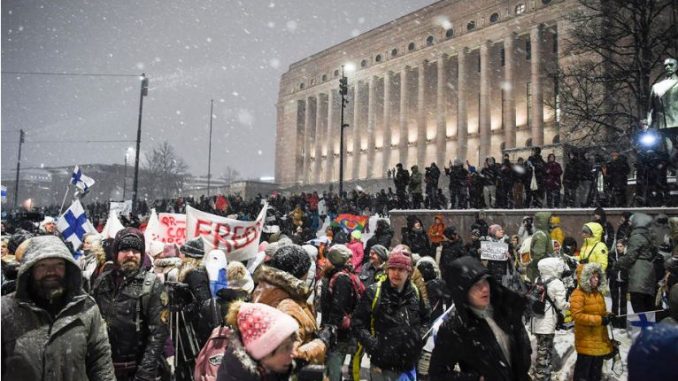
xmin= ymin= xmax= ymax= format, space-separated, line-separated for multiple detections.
xmin=387 ymin=252 xmax=412 ymax=272
xmin=268 ymin=245 xmax=312 ymax=279
xmin=370 ymin=244 xmax=389 ymax=262
xmin=351 ymin=230 xmax=362 ymax=241
xmin=488 ymin=224 xmax=502 ymax=238
xmin=391 ymin=244 xmax=412 ymax=256
xmin=146 ymin=240 xmax=165 ymax=258
xmin=230 ymin=302 xmax=299 ymax=360
xmin=180 ymin=237 xmax=205 ymax=259
xmin=113 ymin=228 xmax=145 ymax=255
xmin=327 ymin=244 xmax=352 ymax=267
xmin=228 ymin=261 xmax=255 ymax=294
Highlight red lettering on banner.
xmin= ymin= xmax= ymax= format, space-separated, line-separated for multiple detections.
xmin=195 ymin=219 xmax=212 ymax=238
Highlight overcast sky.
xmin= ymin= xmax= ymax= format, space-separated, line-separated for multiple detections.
xmin=1 ymin=0 xmax=434 ymax=181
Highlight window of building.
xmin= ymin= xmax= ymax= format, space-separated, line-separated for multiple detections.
xmin=445 ymin=28 xmax=454 ymax=38
xmin=300 ymin=82 xmax=305 ymax=90
xmin=391 ymin=48 xmax=398 ymax=57
xmin=515 ymin=4 xmax=526 ymax=15
xmin=334 ymin=69 xmax=339 ymax=77
xmin=552 ymin=134 xmax=560 ymax=144
xmin=426 ymin=35 xmax=435 ymax=46
xmin=527 ymin=81 xmax=532 ymax=127
xmin=490 ymin=13 xmax=500 ymax=23
xmin=500 ymin=47 xmax=505 ymax=66
xmin=467 ymin=20 xmax=476 ymax=31
xmin=526 ymin=40 xmax=532 ymax=60
xmin=553 ymin=30 xmax=558 ymax=53
xmin=478 ymin=55 xmax=481 ymax=72
xmin=542 ymin=0 xmax=552 ymax=4
xmin=322 ymin=74 xmax=327 ymax=82
xmin=526 ymin=138 xmax=532 ymax=147
xmin=408 ymin=42 xmax=416 ymax=51
xmin=375 ymin=54 xmax=382 ymax=62
xmin=361 ymin=59 xmax=368 ymax=68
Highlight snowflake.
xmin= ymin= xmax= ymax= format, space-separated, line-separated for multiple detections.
xmin=286 ymin=20 xmax=297 ymax=31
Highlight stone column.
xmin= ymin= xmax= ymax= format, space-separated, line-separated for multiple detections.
xmin=503 ymin=33 xmax=517 ymax=149
xmin=417 ymin=61 xmax=427 ymax=166
xmin=399 ymin=67 xmax=409 ymax=166
xmin=531 ymin=24 xmax=544 ymax=146
xmin=314 ymin=93 xmax=326 ymax=184
xmin=367 ymin=76 xmax=377 ymax=178
xmin=457 ymin=48 xmax=468 ymax=161
xmin=352 ymin=82 xmax=361 ymax=180
xmin=326 ymin=89 xmax=335 ymax=183
xmin=303 ymin=96 xmax=313 ymax=184
xmin=436 ymin=54 xmax=447 ymax=166
xmin=382 ymin=71 xmax=392 ymax=174
xmin=479 ymin=41 xmax=491 ymax=161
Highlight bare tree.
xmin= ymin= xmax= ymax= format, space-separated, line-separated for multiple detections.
xmin=553 ymin=0 xmax=677 ymax=149
xmin=220 ymin=166 xmax=241 ymax=185
xmin=142 ymin=141 xmax=188 ymax=199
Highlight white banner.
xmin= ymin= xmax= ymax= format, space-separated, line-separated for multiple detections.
xmin=109 ymin=200 xmax=132 ymax=217
xmin=480 ymin=241 xmax=509 ymax=261
xmin=186 ymin=203 xmax=266 ymax=262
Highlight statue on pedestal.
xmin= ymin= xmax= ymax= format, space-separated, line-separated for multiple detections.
xmin=648 ymin=57 xmax=678 ymax=130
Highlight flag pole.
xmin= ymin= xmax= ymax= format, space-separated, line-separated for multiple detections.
xmin=59 ymin=183 xmax=71 ymax=215
xmin=613 ymin=309 xmax=665 ymax=318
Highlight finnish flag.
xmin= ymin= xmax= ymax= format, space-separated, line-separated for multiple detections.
xmin=627 ymin=311 xmax=656 ymax=339
xmin=1 ymin=185 xmax=6 ymax=202
xmin=71 ymin=165 xmax=95 ymax=193
xmin=57 ymin=200 xmax=96 ymax=249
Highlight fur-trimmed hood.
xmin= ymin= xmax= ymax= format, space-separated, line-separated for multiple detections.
xmin=218 ymin=330 xmax=262 ymax=380
xmin=253 ymin=265 xmax=310 ymax=301
xmin=577 ymin=262 xmax=606 ymax=293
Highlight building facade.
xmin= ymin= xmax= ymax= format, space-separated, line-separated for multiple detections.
xmin=276 ymin=0 xmax=579 ymax=186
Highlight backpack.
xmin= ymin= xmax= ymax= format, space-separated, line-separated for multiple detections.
xmin=527 ymin=277 xmax=555 ymax=316
xmin=193 ymin=325 xmax=233 ymax=381
xmin=329 ymin=268 xmax=365 ymax=329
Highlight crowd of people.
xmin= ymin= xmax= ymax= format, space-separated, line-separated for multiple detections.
xmin=2 ymin=194 xmax=678 ymax=381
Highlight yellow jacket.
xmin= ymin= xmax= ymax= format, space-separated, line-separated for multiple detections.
xmin=570 ymin=263 xmax=613 ymax=357
xmin=579 ymin=222 xmax=608 ymax=271
xmin=549 ymin=216 xmax=564 ymax=245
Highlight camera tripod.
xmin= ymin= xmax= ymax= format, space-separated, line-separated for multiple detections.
xmin=166 ymin=283 xmax=201 ymax=381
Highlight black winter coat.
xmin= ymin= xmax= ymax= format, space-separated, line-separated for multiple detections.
xmin=440 ymin=239 xmax=466 ymax=280
xmin=446 ymin=165 xmax=468 ymax=189
xmin=402 ymin=228 xmax=431 ymax=257
xmin=352 ymin=280 xmax=430 ymax=372
xmin=92 ymin=269 xmax=169 ymax=380
xmin=431 ymin=257 xmax=531 ymax=381
xmin=320 ymin=266 xmax=357 ymax=343
xmin=364 ymin=226 xmax=394 ymax=265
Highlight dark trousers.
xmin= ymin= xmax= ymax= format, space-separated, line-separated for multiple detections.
xmin=546 ymin=189 xmax=561 ymax=208
xmin=573 ymin=354 xmax=604 ymax=381
xmin=630 ymin=292 xmax=654 ymax=313
xmin=411 ymin=193 xmax=423 ymax=209
xmin=609 ymin=280 xmax=628 ymax=328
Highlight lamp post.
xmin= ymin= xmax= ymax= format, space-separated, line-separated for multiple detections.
xmin=338 ymin=65 xmax=351 ymax=196
xmin=13 ymin=129 xmax=25 ymax=209
xmin=123 ymin=147 xmax=134 ymax=200
xmin=132 ymin=73 xmax=148 ymax=214
xmin=207 ymin=99 xmax=214 ymax=196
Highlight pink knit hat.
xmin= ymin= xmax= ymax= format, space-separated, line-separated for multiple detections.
xmin=488 ymin=224 xmax=503 ymax=237
xmin=237 ymin=303 xmax=299 ymax=360
xmin=387 ymin=251 xmax=413 ymax=272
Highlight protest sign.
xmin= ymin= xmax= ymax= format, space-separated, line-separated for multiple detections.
xmin=146 ymin=211 xmax=187 ymax=247
xmin=186 ymin=203 xmax=266 ymax=262
xmin=480 ymin=241 xmax=509 ymax=261
xmin=109 ymin=200 xmax=132 ymax=217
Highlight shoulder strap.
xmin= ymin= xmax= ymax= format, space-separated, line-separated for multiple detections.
xmin=370 ymin=281 xmax=383 ymax=335
xmin=136 ymin=271 xmax=158 ymax=333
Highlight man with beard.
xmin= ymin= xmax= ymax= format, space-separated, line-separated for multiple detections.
xmin=92 ymin=228 xmax=169 ymax=381
xmin=1 ymin=236 xmax=115 ymax=380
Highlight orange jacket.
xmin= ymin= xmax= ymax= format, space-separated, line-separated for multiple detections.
xmin=428 ymin=219 xmax=445 ymax=245
xmin=570 ymin=263 xmax=613 ymax=357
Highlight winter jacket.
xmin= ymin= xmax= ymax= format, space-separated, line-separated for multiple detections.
xmin=394 ymin=168 xmax=410 ymax=192
xmin=550 ymin=216 xmax=565 ymax=246
xmin=604 ymin=157 xmax=630 ymax=189
xmin=446 ymin=164 xmax=468 ymax=189
xmin=402 ymin=228 xmax=431 ymax=257
xmin=346 ymin=240 xmax=365 ymax=274
xmin=2 ymin=236 xmax=115 ymax=381
xmin=320 ymin=266 xmax=357 ymax=343
xmin=409 ymin=166 xmax=423 ymax=194
xmin=364 ymin=222 xmax=394 ymax=264
xmin=570 ymin=263 xmax=613 ymax=357
xmin=439 ymin=239 xmax=466 ymax=280
xmin=216 ymin=331 xmax=290 ymax=381
xmin=92 ymin=267 xmax=169 ymax=380
xmin=530 ymin=258 xmax=570 ymax=335
xmin=562 ymin=155 xmax=580 ymax=187
xmin=608 ymin=247 xmax=630 ymax=284
xmin=579 ymin=222 xmax=609 ymax=272
xmin=544 ymin=161 xmax=563 ymax=190
xmin=359 ymin=263 xmax=386 ymax=291
xmin=427 ymin=220 xmax=446 ymax=246
xmin=351 ymin=279 xmax=430 ymax=372
xmin=528 ymin=212 xmax=554 ymax=282
xmin=528 ymin=154 xmax=547 ymax=186
xmin=251 ymin=265 xmax=325 ymax=364
xmin=430 ymin=256 xmax=531 ymax=381
xmin=616 ymin=213 xmax=657 ymax=296
xmin=182 ymin=265 xmax=221 ymax=348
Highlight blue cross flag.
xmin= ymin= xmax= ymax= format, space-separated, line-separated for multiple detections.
xmin=56 ymin=200 xmax=96 ymax=249
xmin=627 ymin=311 xmax=656 ymax=339
xmin=1 ymin=185 xmax=6 ymax=202
xmin=70 ymin=165 xmax=95 ymax=194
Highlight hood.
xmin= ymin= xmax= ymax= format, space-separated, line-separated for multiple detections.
xmin=534 ymin=212 xmax=552 ymax=231
xmin=537 ymin=257 xmax=566 ymax=280
xmin=550 ymin=216 xmax=561 ymax=226
xmin=583 ymin=222 xmax=603 ymax=247
xmin=443 ymin=256 xmax=490 ymax=322
xmin=577 ymin=262 xmax=606 ymax=293
xmin=631 ymin=213 xmax=653 ymax=230
xmin=254 ymin=265 xmax=310 ymax=300
xmin=15 ymin=235 xmax=83 ymax=302
xmin=417 ymin=256 xmax=440 ymax=281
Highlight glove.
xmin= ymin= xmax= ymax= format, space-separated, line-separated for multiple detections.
xmin=601 ymin=313 xmax=614 ymax=326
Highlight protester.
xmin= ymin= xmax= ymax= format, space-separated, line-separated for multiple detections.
xmin=1 ymin=236 xmax=115 ymax=380
xmin=92 ymin=228 xmax=169 ymax=381
xmin=352 ymin=251 xmax=430 ymax=381
xmin=579 ymin=222 xmax=609 ymax=272
xmin=216 ymin=302 xmax=299 ymax=381
xmin=347 ymin=230 xmax=365 ymax=273
xmin=401 ymin=216 xmax=431 ymax=257
xmin=544 ymin=153 xmax=563 ymax=208
xmin=627 ymin=324 xmax=678 ymax=381
xmin=429 ymin=256 xmax=532 ymax=380
xmin=570 ymin=262 xmax=614 ymax=381
xmin=359 ymin=244 xmax=388 ymax=290
xmin=528 ymin=212 xmax=554 ymax=283
xmin=364 ymin=219 xmax=393 ymax=265
xmin=427 ymin=214 xmax=445 ymax=249
xmin=608 ymin=239 xmax=629 ymax=328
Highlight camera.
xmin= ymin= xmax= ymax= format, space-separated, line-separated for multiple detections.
xmin=164 ymin=282 xmax=194 ymax=311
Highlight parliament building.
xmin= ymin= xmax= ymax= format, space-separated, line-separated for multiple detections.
xmin=275 ymin=0 xmax=580 ymax=186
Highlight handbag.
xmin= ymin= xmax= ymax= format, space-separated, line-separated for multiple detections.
xmin=530 ymin=170 xmax=539 ymax=191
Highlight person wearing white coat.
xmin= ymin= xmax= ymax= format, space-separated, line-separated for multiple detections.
xmin=530 ymin=257 xmax=570 ymax=381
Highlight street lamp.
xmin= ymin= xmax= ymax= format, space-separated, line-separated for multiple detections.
xmin=132 ymin=73 xmax=149 ymax=214
xmin=338 ymin=63 xmax=354 ymax=196
xmin=123 ymin=147 xmax=134 ymax=200
xmin=207 ymin=99 xmax=214 ymax=196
